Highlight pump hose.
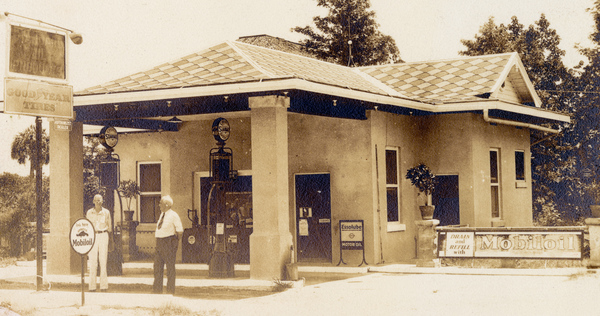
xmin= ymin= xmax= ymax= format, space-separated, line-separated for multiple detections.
xmin=206 ymin=183 xmax=217 ymax=260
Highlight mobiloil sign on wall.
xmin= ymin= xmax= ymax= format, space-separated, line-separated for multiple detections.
xmin=438 ymin=228 xmax=584 ymax=259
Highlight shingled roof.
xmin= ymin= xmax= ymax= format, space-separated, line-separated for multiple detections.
xmin=75 ymin=39 xmax=540 ymax=108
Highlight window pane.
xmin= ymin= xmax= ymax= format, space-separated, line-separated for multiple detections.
xmin=140 ymin=164 xmax=161 ymax=192
xmin=490 ymin=151 xmax=498 ymax=183
xmin=386 ymin=150 xmax=398 ymax=184
xmin=515 ymin=151 xmax=525 ymax=181
xmin=387 ymin=188 xmax=399 ymax=222
xmin=140 ymin=195 xmax=161 ymax=223
xmin=491 ymin=186 xmax=500 ymax=218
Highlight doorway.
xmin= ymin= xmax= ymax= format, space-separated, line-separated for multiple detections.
xmin=432 ymin=175 xmax=460 ymax=226
xmin=295 ymin=174 xmax=332 ymax=262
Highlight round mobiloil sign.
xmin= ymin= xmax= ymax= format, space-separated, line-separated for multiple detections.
xmin=70 ymin=218 xmax=96 ymax=255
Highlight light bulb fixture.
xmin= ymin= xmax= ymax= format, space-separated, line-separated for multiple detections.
xmin=167 ymin=116 xmax=183 ymax=123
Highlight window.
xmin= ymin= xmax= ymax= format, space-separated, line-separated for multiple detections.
xmin=386 ymin=149 xmax=400 ymax=222
xmin=515 ymin=151 xmax=525 ymax=181
xmin=490 ymin=149 xmax=501 ymax=218
xmin=138 ymin=162 xmax=161 ymax=223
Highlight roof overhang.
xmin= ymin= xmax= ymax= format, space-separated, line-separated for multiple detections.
xmin=74 ymin=77 xmax=570 ymax=129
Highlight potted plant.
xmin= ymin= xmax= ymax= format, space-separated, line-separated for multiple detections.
xmin=405 ymin=163 xmax=438 ymax=220
xmin=118 ymin=180 xmax=140 ymax=221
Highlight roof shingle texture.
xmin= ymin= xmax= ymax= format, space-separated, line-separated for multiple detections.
xmin=77 ymin=40 xmax=514 ymax=105
xmin=359 ymin=55 xmax=511 ymax=103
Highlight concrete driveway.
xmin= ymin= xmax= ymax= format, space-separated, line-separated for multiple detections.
xmin=0 ymin=267 xmax=598 ymax=315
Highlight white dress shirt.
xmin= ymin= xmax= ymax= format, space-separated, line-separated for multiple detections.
xmin=155 ymin=209 xmax=183 ymax=238
xmin=86 ymin=207 xmax=111 ymax=233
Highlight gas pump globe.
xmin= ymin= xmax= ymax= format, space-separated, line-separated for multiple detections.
xmin=208 ymin=118 xmax=236 ymax=278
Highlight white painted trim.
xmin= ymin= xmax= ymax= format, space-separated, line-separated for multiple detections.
xmin=74 ymin=78 xmax=569 ymax=123
xmin=483 ymin=109 xmax=559 ymax=134
xmin=387 ymin=222 xmax=406 ymax=232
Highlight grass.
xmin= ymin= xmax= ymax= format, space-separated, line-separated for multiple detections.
xmin=1 ymin=300 xmax=35 ymax=316
xmin=272 ymin=278 xmax=294 ymax=292
xmin=568 ymin=269 xmax=597 ymax=280
xmin=151 ymin=302 xmax=221 ymax=316
xmin=0 ymin=257 xmax=16 ymax=268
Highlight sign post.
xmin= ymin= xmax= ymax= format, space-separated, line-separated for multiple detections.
xmin=337 ymin=220 xmax=368 ymax=266
xmin=70 ymin=218 xmax=96 ymax=306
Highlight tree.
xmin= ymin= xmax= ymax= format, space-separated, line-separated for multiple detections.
xmin=83 ymin=137 xmax=112 ymax=211
xmin=0 ymin=173 xmax=49 ymax=257
xmin=572 ymin=1 xmax=600 ymax=217
xmin=460 ymin=15 xmax=586 ymax=225
xmin=10 ymin=125 xmax=49 ymax=178
xmin=292 ymin=0 xmax=401 ymax=66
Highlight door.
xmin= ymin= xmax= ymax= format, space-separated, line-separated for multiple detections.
xmin=295 ymin=174 xmax=332 ymax=261
xmin=432 ymin=175 xmax=460 ymax=226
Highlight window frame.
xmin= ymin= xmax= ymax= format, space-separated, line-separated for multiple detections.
xmin=137 ymin=161 xmax=162 ymax=223
xmin=490 ymin=149 xmax=501 ymax=219
xmin=385 ymin=147 xmax=405 ymax=232
xmin=515 ymin=150 xmax=525 ymax=182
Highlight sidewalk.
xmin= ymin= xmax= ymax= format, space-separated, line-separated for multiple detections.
xmin=4 ymin=260 xmax=592 ymax=289
xmin=0 ymin=261 xmax=597 ymax=316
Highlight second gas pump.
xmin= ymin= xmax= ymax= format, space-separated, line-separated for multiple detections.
xmin=208 ymin=118 xmax=237 ymax=278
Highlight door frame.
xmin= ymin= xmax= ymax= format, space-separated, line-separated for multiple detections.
xmin=293 ymin=172 xmax=332 ymax=262
xmin=432 ymin=174 xmax=460 ymax=227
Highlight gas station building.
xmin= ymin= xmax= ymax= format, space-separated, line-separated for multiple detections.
xmin=46 ymin=35 xmax=570 ymax=280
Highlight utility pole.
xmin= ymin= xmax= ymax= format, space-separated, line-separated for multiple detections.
xmin=35 ymin=116 xmax=43 ymax=291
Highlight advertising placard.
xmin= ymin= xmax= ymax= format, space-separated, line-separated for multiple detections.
xmin=438 ymin=229 xmax=584 ymax=259
xmin=474 ymin=231 xmax=582 ymax=259
xmin=445 ymin=232 xmax=474 ymax=257
xmin=4 ymin=78 xmax=73 ymax=118
xmin=8 ymin=23 xmax=66 ymax=80
xmin=70 ymin=218 xmax=95 ymax=255
xmin=340 ymin=220 xmax=364 ymax=250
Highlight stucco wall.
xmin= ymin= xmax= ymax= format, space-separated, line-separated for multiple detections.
xmin=288 ymin=113 xmax=374 ymax=264
xmin=418 ymin=113 xmax=532 ymax=228
xmin=110 ymin=108 xmax=533 ymax=264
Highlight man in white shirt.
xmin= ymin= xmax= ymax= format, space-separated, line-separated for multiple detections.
xmin=86 ymin=194 xmax=112 ymax=292
xmin=152 ymin=195 xmax=183 ymax=294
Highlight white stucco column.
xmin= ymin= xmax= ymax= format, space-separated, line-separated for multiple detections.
xmin=47 ymin=121 xmax=83 ymax=275
xmin=585 ymin=218 xmax=600 ymax=268
xmin=249 ymin=95 xmax=293 ymax=280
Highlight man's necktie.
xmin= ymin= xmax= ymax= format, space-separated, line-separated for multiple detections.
xmin=157 ymin=213 xmax=164 ymax=230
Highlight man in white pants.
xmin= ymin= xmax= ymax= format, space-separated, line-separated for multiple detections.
xmin=86 ymin=194 xmax=112 ymax=292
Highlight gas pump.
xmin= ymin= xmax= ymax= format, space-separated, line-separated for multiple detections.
xmin=208 ymin=118 xmax=236 ymax=278
xmin=98 ymin=126 xmax=123 ymax=275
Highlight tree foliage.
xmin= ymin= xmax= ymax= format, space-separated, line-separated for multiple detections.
xmin=460 ymin=15 xmax=590 ymax=225
xmin=0 ymin=173 xmax=49 ymax=257
xmin=292 ymin=0 xmax=401 ymax=66
xmin=571 ymin=1 xmax=600 ymax=216
xmin=10 ymin=124 xmax=49 ymax=178
xmin=83 ymin=137 xmax=112 ymax=210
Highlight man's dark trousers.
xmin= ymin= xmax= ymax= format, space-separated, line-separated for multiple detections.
xmin=153 ymin=235 xmax=178 ymax=294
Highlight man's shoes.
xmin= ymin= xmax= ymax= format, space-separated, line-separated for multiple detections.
xmin=89 ymin=289 xmax=96 ymax=292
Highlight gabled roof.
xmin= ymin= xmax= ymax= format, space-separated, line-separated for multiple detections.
xmin=75 ymin=39 xmax=566 ymax=123
xmin=358 ymin=52 xmax=540 ymax=106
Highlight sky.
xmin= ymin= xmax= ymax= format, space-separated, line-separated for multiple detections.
xmin=0 ymin=0 xmax=596 ymax=176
